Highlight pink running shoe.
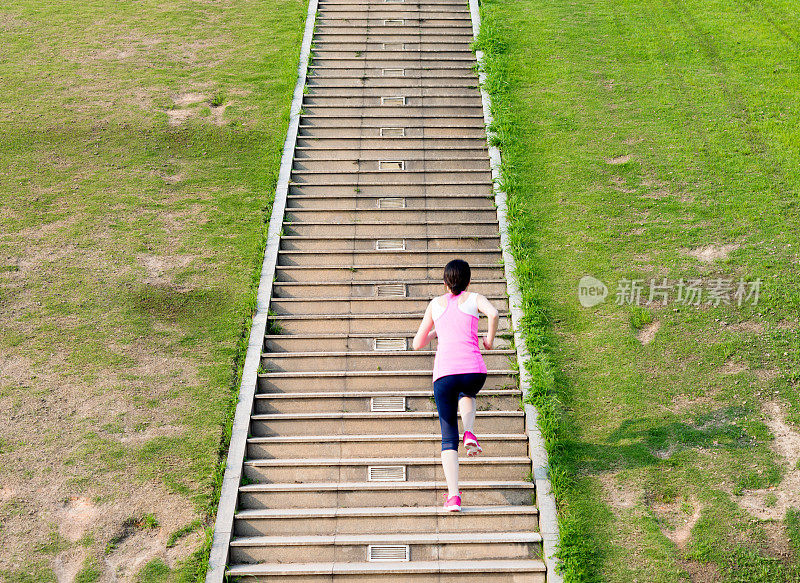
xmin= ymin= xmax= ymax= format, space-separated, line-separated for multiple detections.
xmin=443 ymin=493 xmax=461 ymax=512
xmin=463 ymin=430 xmax=482 ymax=456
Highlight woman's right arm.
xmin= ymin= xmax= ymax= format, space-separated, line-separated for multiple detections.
xmin=412 ymin=302 xmax=435 ymax=350
xmin=476 ymin=294 xmax=499 ymax=350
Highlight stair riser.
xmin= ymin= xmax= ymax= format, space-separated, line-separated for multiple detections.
xmin=268 ymin=298 xmax=507 ymax=315
xmin=313 ymin=33 xmax=473 ymax=43
xmin=259 ymin=353 xmax=514 ymax=372
xmin=266 ymin=315 xmax=510 ymax=333
xmin=228 ymin=572 xmax=546 ymax=583
xmin=249 ymin=415 xmax=525 ymax=437
xmin=282 ymin=222 xmax=500 ymax=238
xmin=275 ymin=270 xmax=503 ymax=286
xmin=305 ymin=86 xmax=480 ymax=98
xmin=298 ymin=126 xmax=481 ymax=139
xmin=294 ymin=147 xmax=488 ymax=159
xmin=289 ymin=184 xmax=492 ymax=196
xmin=245 ymin=437 xmax=528 ymax=459
xmin=316 ymin=12 xmax=471 ymax=20
xmin=302 ymin=116 xmax=484 ymax=129
xmin=275 ymin=250 xmax=502 ymax=268
xmin=253 ymin=393 xmax=521 ymax=414
xmin=230 ymin=540 xmax=540 ymax=564
xmin=302 ymin=96 xmax=482 ymax=107
xmin=262 ymin=334 xmax=511 ymax=352
xmin=291 ymin=159 xmax=490 ymax=172
xmin=296 ymin=137 xmax=487 ymax=149
xmin=307 ymin=77 xmax=478 ymax=88
xmin=301 ymin=105 xmax=482 ymax=117
xmin=278 ymin=234 xmax=499 ymax=250
xmin=257 ymin=372 xmax=517 ymax=392
xmin=270 ymin=280 xmax=508 ymax=299
xmin=234 ymin=512 xmax=539 ymax=537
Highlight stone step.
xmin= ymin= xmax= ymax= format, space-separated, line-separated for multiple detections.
xmin=303 ymin=61 xmax=481 ymax=74
xmin=294 ymin=146 xmax=488 ymax=159
xmin=307 ymin=76 xmax=478 ymax=88
xmin=275 ymin=249 xmax=502 ymax=268
xmin=291 ymin=157 xmax=489 ymax=172
xmin=289 ymin=178 xmax=493 ymax=192
xmin=227 ymin=559 xmax=546 ymax=583
xmin=317 ymin=9 xmax=471 ymax=18
xmin=281 ymin=220 xmax=500 ymax=238
xmin=260 ymin=349 xmax=514 ymax=372
xmin=257 ymin=369 xmax=518 ymax=393
xmin=313 ymin=41 xmax=473 ymax=52
xmin=289 ymin=169 xmax=491 ymax=184
xmin=239 ymin=470 xmax=535 ymax=510
xmin=245 ymin=432 xmax=528 ymax=459
xmin=296 ymin=136 xmax=487 ymax=148
xmin=298 ymin=122 xmax=486 ymax=136
xmin=262 ymin=331 xmax=512 ymax=351
xmin=248 ymin=411 xmax=525 ymax=438
xmin=253 ymin=388 xmax=521 ymax=414
xmin=310 ymin=59 xmax=477 ymax=71
xmin=233 ymin=505 xmax=539 ymax=537
xmin=278 ymin=234 xmax=499 ymax=250
xmin=309 ymin=69 xmax=476 ymax=81
xmin=269 ymin=294 xmax=508 ymax=315
xmin=274 ymin=263 xmax=505 ymax=283
xmin=317 ymin=16 xmax=471 ymax=24
xmin=266 ymin=312 xmax=510 ymax=333
xmin=229 ymin=531 xmax=542 ymax=564
xmin=304 ymin=86 xmax=480 ymax=98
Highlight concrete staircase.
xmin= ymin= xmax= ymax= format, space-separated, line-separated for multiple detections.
xmin=221 ymin=0 xmax=547 ymax=580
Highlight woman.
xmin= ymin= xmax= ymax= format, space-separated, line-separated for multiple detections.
xmin=412 ymin=259 xmax=499 ymax=511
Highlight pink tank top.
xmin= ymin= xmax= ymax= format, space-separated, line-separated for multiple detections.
xmin=431 ymin=292 xmax=488 ymax=381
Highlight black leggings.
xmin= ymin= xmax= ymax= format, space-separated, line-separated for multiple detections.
xmin=433 ymin=372 xmax=487 ymax=451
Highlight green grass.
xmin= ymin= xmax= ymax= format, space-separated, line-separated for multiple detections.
xmin=0 ymin=0 xmax=307 ymax=577
xmin=475 ymin=0 xmax=800 ymax=581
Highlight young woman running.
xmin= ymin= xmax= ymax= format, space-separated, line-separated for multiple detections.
xmin=412 ymin=259 xmax=499 ymax=512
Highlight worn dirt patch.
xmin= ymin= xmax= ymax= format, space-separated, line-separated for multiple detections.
xmin=636 ymin=320 xmax=660 ymax=345
xmin=173 ymin=92 xmax=206 ymax=107
xmin=606 ymin=154 xmax=632 ymax=165
xmin=684 ymin=243 xmax=740 ymax=263
xmin=654 ymin=498 xmax=702 ymax=549
xmin=53 ymin=549 xmax=88 ymax=583
xmin=167 ymin=108 xmax=195 ymax=126
xmin=600 ymin=472 xmax=641 ymax=512
xmin=724 ymin=320 xmax=765 ymax=334
xmin=58 ymin=496 xmax=101 ymax=542
xmin=720 ymin=360 xmax=748 ymax=375
xmin=736 ymin=401 xmax=800 ymax=520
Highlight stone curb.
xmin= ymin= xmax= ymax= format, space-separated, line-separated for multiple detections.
xmin=204 ymin=0 xmax=319 ymax=580
xmin=467 ymin=0 xmax=564 ymax=581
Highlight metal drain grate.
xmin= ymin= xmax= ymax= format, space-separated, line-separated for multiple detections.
xmin=382 ymin=68 xmax=405 ymax=77
xmin=382 ymin=42 xmax=406 ymax=50
xmin=380 ymin=127 xmax=405 ymax=138
xmin=381 ymin=96 xmax=406 ymax=106
xmin=374 ymin=337 xmax=407 ymax=351
xmin=375 ymin=239 xmax=405 ymax=251
xmin=371 ymin=396 xmax=406 ymax=412
xmin=377 ymin=197 xmax=406 ymax=209
xmin=375 ymin=283 xmax=406 ymax=297
xmin=378 ymin=161 xmax=405 ymax=171
xmin=368 ymin=465 xmax=406 ymax=481
xmin=383 ymin=19 xmax=404 ymax=25
xmin=368 ymin=545 xmax=410 ymax=562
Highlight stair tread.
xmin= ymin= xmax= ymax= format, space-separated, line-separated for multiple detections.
xmin=246 ymin=433 xmax=526 ymax=442
xmin=238 ymin=479 xmax=535 ymax=491
xmin=230 ymin=531 xmax=542 ymax=545
xmin=244 ymin=456 xmax=530 ymax=467
xmin=254 ymin=389 xmax=519 ymax=398
xmin=227 ymin=559 xmax=546 ymax=575
xmin=258 ymin=369 xmax=517 ymax=377
xmin=236 ymin=505 xmax=538 ymax=518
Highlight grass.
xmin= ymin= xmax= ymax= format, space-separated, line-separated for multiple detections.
xmin=475 ymin=0 xmax=800 ymax=581
xmin=0 ymin=0 xmax=307 ymax=578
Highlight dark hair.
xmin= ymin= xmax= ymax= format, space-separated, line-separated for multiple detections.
xmin=443 ymin=259 xmax=471 ymax=294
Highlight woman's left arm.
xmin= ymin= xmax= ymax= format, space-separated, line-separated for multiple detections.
xmin=412 ymin=302 xmax=436 ymax=350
